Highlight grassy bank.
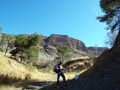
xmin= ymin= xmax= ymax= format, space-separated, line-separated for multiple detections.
xmin=0 ymin=51 xmax=42 ymax=84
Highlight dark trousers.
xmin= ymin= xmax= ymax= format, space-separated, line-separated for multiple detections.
xmin=57 ymin=71 xmax=66 ymax=84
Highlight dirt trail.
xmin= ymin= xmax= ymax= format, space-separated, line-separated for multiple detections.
xmin=19 ymin=72 xmax=78 ymax=90
xmin=20 ymin=81 xmax=53 ymax=90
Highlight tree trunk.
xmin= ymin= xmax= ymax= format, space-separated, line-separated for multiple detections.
xmin=4 ymin=41 xmax=9 ymax=56
xmin=111 ymin=30 xmax=120 ymax=55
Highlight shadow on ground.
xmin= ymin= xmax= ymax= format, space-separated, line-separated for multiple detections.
xmin=15 ymin=80 xmax=54 ymax=90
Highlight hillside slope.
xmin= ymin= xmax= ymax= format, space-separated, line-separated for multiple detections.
xmin=0 ymin=52 xmax=41 ymax=84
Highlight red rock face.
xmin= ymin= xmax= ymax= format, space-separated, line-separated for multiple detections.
xmin=41 ymin=34 xmax=88 ymax=52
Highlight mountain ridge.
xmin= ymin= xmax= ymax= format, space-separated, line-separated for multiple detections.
xmin=41 ymin=34 xmax=107 ymax=55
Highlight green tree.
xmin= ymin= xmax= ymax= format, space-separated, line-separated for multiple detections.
xmin=0 ymin=34 xmax=15 ymax=55
xmin=98 ymin=0 xmax=120 ymax=32
xmin=28 ymin=33 xmax=41 ymax=46
xmin=26 ymin=33 xmax=42 ymax=60
xmin=57 ymin=45 xmax=69 ymax=62
xmin=26 ymin=45 xmax=40 ymax=60
xmin=15 ymin=34 xmax=29 ymax=49
xmin=105 ymin=31 xmax=117 ymax=47
xmin=98 ymin=0 xmax=120 ymax=48
xmin=11 ymin=33 xmax=42 ymax=61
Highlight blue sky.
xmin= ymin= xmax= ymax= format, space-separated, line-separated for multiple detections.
xmin=0 ymin=0 xmax=107 ymax=47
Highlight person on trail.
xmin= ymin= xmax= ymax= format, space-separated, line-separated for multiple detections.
xmin=54 ymin=61 xmax=66 ymax=85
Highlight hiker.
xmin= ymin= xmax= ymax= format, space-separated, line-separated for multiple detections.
xmin=54 ymin=61 xmax=66 ymax=85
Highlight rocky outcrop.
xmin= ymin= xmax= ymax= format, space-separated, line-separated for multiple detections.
xmin=41 ymin=34 xmax=88 ymax=52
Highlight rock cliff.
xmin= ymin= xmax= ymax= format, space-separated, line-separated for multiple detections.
xmin=41 ymin=34 xmax=107 ymax=55
xmin=41 ymin=34 xmax=88 ymax=52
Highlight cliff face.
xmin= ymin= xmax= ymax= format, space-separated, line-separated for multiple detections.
xmin=42 ymin=34 xmax=88 ymax=52
xmin=41 ymin=34 xmax=107 ymax=55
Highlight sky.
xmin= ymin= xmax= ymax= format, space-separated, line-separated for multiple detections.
xmin=0 ymin=0 xmax=108 ymax=47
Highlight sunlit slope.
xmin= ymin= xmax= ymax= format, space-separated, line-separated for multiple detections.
xmin=0 ymin=51 xmax=41 ymax=84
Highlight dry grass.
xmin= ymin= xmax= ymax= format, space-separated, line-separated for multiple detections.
xmin=0 ymin=85 xmax=22 ymax=90
xmin=0 ymin=53 xmax=23 ymax=79
xmin=0 ymin=52 xmax=43 ymax=83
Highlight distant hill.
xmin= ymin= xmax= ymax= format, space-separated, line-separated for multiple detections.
xmin=41 ymin=34 xmax=107 ymax=56
xmin=88 ymin=47 xmax=108 ymax=56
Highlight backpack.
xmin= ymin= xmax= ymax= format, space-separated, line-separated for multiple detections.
xmin=54 ymin=64 xmax=59 ymax=73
